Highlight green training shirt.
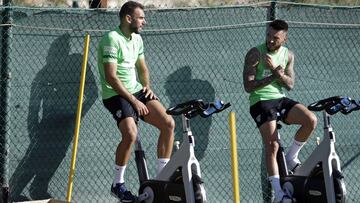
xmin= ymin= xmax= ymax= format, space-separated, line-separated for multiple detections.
xmin=249 ymin=43 xmax=289 ymax=106
xmin=98 ymin=27 xmax=144 ymax=99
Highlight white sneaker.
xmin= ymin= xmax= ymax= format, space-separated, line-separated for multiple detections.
xmin=283 ymin=182 xmax=294 ymax=198
xmin=275 ymin=191 xmax=296 ymax=203
xmin=286 ymin=158 xmax=301 ymax=173
xmin=276 ymin=195 xmax=295 ymax=203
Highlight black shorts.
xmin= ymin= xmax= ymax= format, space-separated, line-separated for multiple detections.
xmin=250 ymin=97 xmax=299 ymax=127
xmin=103 ymin=90 xmax=154 ymax=125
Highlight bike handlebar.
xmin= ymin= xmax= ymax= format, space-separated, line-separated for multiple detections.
xmin=308 ymin=96 xmax=360 ymax=115
xmin=166 ymin=99 xmax=231 ymax=118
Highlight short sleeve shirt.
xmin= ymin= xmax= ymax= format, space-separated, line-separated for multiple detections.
xmin=98 ymin=27 xmax=145 ymax=99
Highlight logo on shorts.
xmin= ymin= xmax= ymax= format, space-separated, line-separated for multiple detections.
xmin=256 ymin=115 xmax=261 ymax=123
xmin=116 ymin=110 xmax=122 ymax=118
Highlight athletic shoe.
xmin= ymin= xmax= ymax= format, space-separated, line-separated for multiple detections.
xmin=111 ymin=183 xmax=137 ymax=203
xmin=286 ymin=158 xmax=301 ymax=173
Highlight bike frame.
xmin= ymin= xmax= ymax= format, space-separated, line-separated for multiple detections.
xmin=292 ymin=111 xmax=341 ymax=203
xmin=136 ymin=114 xmax=204 ymax=203
xmin=156 ymin=114 xmax=203 ymax=203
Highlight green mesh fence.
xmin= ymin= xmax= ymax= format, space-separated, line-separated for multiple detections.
xmin=0 ymin=2 xmax=359 ymax=203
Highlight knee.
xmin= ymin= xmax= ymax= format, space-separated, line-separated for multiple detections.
xmin=265 ymin=141 xmax=280 ymax=156
xmin=306 ymin=113 xmax=318 ymax=131
xmin=162 ymin=116 xmax=175 ymax=132
xmin=121 ymin=126 xmax=137 ymax=146
xmin=159 ymin=116 xmax=175 ymax=143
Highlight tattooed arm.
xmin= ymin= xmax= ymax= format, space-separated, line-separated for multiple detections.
xmin=277 ymin=50 xmax=295 ymax=90
xmin=243 ymin=47 xmax=278 ymax=93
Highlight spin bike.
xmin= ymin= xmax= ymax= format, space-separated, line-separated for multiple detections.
xmin=135 ymin=99 xmax=231 ymax=203
xmin=276 ymin=96 xmax=360 ymax=203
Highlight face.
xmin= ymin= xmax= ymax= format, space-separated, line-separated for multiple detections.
xmin=129 ymin=7 xmax=146 ymax=34
xmin=266 ymin=27 xmax=287 ymax=52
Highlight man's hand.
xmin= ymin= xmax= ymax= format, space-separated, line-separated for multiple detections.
xmin=272 ymin=66 xmax=285 ymax=78
xmin=264 ymin=54 xmax=277 ymax=71
xmin=264 ymin=54 xmax=285 ymax=78
xmin=142 ymin=86 xmax=158 ymax=100
xmin=132 ymin=98 xmax=149 ymax=116
xmin=131 ymin=86 xmax=158 ymax=116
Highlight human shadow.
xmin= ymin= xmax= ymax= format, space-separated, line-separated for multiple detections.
xmin=165 ymin=66 xmax=215 ymax=160
xmin=9 ymin=34 xmax=97 ymax=201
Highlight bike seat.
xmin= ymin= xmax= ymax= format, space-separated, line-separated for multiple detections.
xmin=166 ymin=99 xmax=231 ymax=118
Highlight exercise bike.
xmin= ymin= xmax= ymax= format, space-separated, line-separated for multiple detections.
xmin=135 ymin=99 xmax=231 ymax=203
xmin=276 ymin=96 xmax=360 ymax=203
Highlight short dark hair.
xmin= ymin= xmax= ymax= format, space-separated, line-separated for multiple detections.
xmin=269 ymin=19 xmax=288 ymax=31
xmin=119 ymin=1 xmax=144 ymax=20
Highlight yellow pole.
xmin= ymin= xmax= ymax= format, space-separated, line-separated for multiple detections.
xmin=229 ymin=112 xmax=240 ymax=203
xmin=66 ymin=34 xmax=91 ymax=202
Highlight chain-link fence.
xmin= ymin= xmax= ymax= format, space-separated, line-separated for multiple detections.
xmin=0 ymin=1 xmax=360 ymax=202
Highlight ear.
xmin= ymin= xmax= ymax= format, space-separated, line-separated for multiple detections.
xmin=284 ymin=32 xmax=288 ymax=42
xmin=125 ymin=14 xmax=132 ymax=24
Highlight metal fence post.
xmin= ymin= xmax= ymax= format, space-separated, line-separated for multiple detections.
xmin=0 ymin=0 xmax=12 ymax=202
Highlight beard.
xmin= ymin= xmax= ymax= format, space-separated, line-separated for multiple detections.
xmin=130 ymin=23 xmax=141 ymax=34
xmin=266 ymin=42 xmax=281 ymax=52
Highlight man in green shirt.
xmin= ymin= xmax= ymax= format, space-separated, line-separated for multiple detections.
xmin=243 ymin=20 xmax=317 ymax=203
xmin=98 ymin=1 xmax=175 ymax=202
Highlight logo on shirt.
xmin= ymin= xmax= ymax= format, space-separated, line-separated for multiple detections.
xmin=263 ymin=69 xmax=272 ymax=77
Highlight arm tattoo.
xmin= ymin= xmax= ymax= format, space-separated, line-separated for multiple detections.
xmin=243 ymin=48 xmax=277 ymax=93
xmin=278 ymin=51 xmax=295 ymax=90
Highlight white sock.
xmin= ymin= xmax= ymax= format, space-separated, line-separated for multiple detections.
xmin=157 ymin=158 xmax=170 ymax=175
xmin=268 ymin=175 xmax=284 ymax=201
xmin=113 ymin=165 xmax=126 ymax=186
xmin=286 ymin=140 xmax=305 ymax=160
